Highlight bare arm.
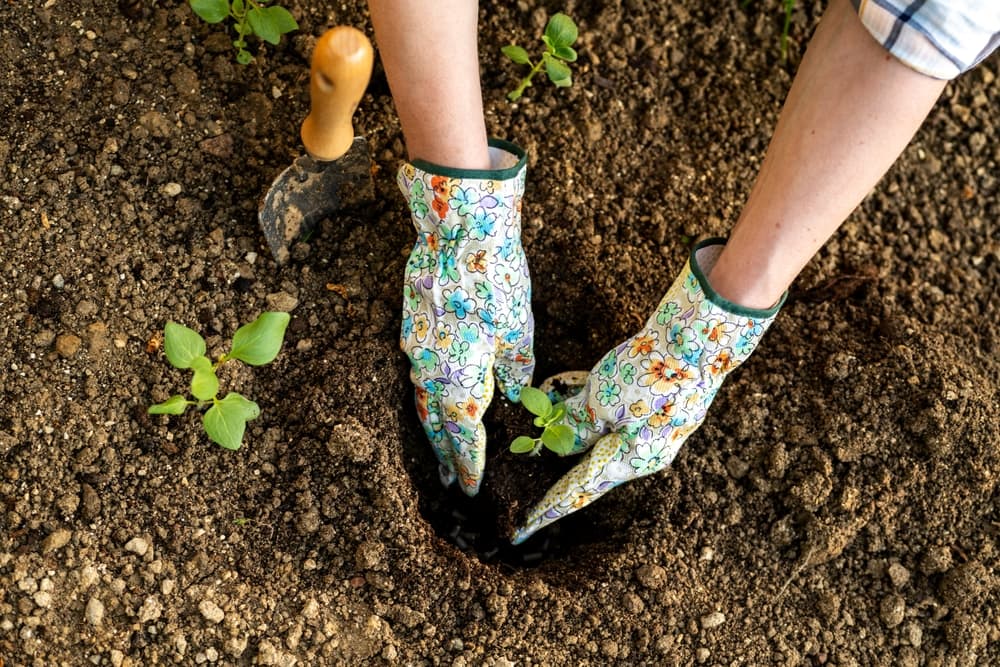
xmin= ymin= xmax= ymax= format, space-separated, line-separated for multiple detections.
xmin=708 ymin=0 xmax=947 ymax=309
xmin=367 ymin=0 xmax=491 ymax=169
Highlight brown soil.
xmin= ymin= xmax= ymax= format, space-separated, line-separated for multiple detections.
xmin=2 ymin=0 xmax=998 ymax=665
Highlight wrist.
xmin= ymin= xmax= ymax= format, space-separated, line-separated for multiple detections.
xmin=698 ymin=241 xmax=787 ymax=313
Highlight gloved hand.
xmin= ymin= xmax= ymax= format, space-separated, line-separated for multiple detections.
xmin=511 ymin=238 xmax=784 ymax=543
xmin=399 ymin=140 xmax=535 ymax=496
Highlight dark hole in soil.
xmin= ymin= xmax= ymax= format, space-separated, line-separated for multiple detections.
xmin=404 ymin=395 xmax=626 ymax=570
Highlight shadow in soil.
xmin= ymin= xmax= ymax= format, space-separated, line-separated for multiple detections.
xmin=400 ymin=397 xmax=635 ymax=571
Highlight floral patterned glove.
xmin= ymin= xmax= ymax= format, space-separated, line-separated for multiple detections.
xmin=511 ymin=238 xmax=784 ymax=543
xmin=399 ymin=140 xmax=535 ymax=496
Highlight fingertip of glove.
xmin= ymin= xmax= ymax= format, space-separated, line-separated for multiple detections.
xmin=509 ymin=528 xmax=530 ymax=546
xmin=458 ymin=479 xmax=482 ymax=497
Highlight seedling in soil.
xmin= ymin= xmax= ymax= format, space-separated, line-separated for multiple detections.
xmin=509 ymin=386 xmax=576 ymax=456
xmin=743 ymin=0 xmax=797 ymax=60
xmin=188 ymin=0 xmax=298 ymax=65
xmin=502 ymin=12 xmax=578 ymax=101
xmin=148 ymin=312 xmax=290 ymax=450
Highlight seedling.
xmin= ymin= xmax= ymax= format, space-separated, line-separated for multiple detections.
xmin=509 ymin=387 xmax=576 ymax=456
xmin=743 ymin=0 xmax=797 ymax=60
xmin=189 ymin=0 xmax=298 ymax=65
xmin=148 ymin=312 xmax=290 ymax=450
xmin=502 ymin=12 xmax=578 ymax=101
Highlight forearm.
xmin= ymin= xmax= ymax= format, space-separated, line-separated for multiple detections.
xmin=708 ymin=0 xmax=947 ymax=309
xmin=367 ymin=0 xmax=490 ymax=169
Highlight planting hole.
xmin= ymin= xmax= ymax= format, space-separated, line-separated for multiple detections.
xmin=403 ymin=396 xmax=624 ymax=569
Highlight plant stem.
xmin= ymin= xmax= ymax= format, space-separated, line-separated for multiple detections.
xmin=509 ymin=58 xmax=545 ymax=100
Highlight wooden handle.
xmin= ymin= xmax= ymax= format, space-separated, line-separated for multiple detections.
xmin=300 ymin=26 xmax=374 ymax=161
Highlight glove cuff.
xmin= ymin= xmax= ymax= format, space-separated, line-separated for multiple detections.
xmin=397 ymin=140 xmax=527 ymax=237
xmin=689 ymin=237 xmax=787 ymax=318
xmin=408 ymin=138 xmax=527 ymax=181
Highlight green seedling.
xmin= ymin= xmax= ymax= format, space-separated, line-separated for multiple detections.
xmin=509 ymin=386 xmax=576 ymax=456
xmin=743 ymin=0 xmax=797 ymax=60
xmin=189 ymin=0 xmax=298 ymax=65
xmin=148 ymin=312 xmax=290 ymax=450
xmin=502 ymin=12 xmax=578 ymax=101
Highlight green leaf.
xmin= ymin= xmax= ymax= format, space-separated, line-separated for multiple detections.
xmin=549 ymin=402 xmax=567 ymax=423
xmin=229 ymin=312 xmax=290 ymax=366
xmin=247 ymin=7 xmax=278 ymax=44
xmin=545 ymin=57 xmax=572 ymax=85
xmin=541 ymin=424 xmax=576 ymax=455
xmin=148 ymin=395 xmax=190 ymax=415
xmin=189 ymin=356 xmax=220 ymax=401
xmin=264 ymin=5 xmax=298 ymax=35
xmin=203 ymin=392 xmax=260 ymax=450
xmin=519 ymin=386 xmax=552 ymax=418
xmin=232 ymin=0 xmax=245 ymax=15
xmin=509 ymin=436 xmax=537 ymax=454
xmin=189 ymin=0 xmax=229 ymax=23
xmin=247 ymin=6 xmax=296 ymax=45
xmin=163 ymin=321 xmax=207 ymax=369
xmin=236 ymin=49 xmax=253 ymax=65
xmin=544 ymin=12 xmax=578 ymax=48
xmin=501 ymin=44 xmax=531 ymax=65
xmin=553 ymin=45 xmax=577 ymax=62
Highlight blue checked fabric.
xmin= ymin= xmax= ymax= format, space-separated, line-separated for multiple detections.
xmin=852 ymin=0 xmax=1000 ymax=79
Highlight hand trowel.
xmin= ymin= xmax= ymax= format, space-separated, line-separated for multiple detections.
xmin=259 ymin=26 xmax=375 ymax=265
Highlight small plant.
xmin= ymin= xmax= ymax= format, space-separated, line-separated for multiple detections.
xmin=509 ymin=387 xmax=576 ymax=456
xmin=148 ymin=312 xmax=290 ymax=450
xmin=501 ymin=12 xmax=578 ymax=101
xmin=189 ymin=0 xmax=298 ymax=65
xmin=743 ymin=0 xmax=797 ymax=60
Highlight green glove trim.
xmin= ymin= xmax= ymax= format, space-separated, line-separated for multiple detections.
xmin=410 ymin=138 xmax=527 ymax=181
xmin=690 ymin=237 xmax=787 ymax=319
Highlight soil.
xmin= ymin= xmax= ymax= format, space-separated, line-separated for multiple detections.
xmin=1 ymin=0 xmax=998 ymax=665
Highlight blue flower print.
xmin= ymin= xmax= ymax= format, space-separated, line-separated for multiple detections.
xmin=449 ymin=340 xmax=471 ymax=365
xmin=457 ymin=322 xmax=480 ymax=344
xmin=655 ymin=300 xmax=681 ymax=326
xmin=598 ymin=349 xmax=618 ymax=378
xmin=629 ymin=440 xmax=670 ymax=476
xmin=667 ymin=323 xmax=701 ymax=365
xmin=450 ymin=186 xmax=478 ymax=216
xmin=443 ymin=288 xmax=475 ymax=319
xmin=468 ymin=209 xmax=497 ymax=241
xmin=596 ymin=380 xmax=621 ymax=407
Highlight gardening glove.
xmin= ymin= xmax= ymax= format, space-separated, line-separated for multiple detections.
xmin=399 ymin=140 xmax=535 ymax=496
xmin=511 ymin=238 xmax=784 ymax=543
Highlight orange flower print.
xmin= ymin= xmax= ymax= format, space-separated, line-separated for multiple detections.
xmin=466 ymin=249 xmax=488 ymax=273
xmin=629 ymin=333 xmax=657 ymax=357
xmin=412 ymin=313 xmax=430 ymax=342
xmin=458 ymin=399 xmax=479 ymax=420
xmin=699 ymin=320 xmax=723 ymax=343
xmin=709 ymin=349 xmax=733 ymax=375
xmin=629 ymin=400 xmax=650 ymax=418
xmin=434 ymin=322 xmax=455 ymax=351
xmin=647 ymin=401 xmax=678 ymax=428
xmin=430 ymin=176 xmax=452 ymax=198
xmin=459 ymin=467 xmax=478 ymax=491
xmin=432 ymin=196 xmax=449 ymax=220
xmin=415 ymin=388 xmax=430 ymax=422
xmin=430 ymin=176 xmax=453 ymax=219
xmin=638 ymin=352 xmax=690 ymax=395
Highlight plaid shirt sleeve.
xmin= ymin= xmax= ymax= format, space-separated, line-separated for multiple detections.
xmin=852 ymin=0 xmax=1000 ymax=79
